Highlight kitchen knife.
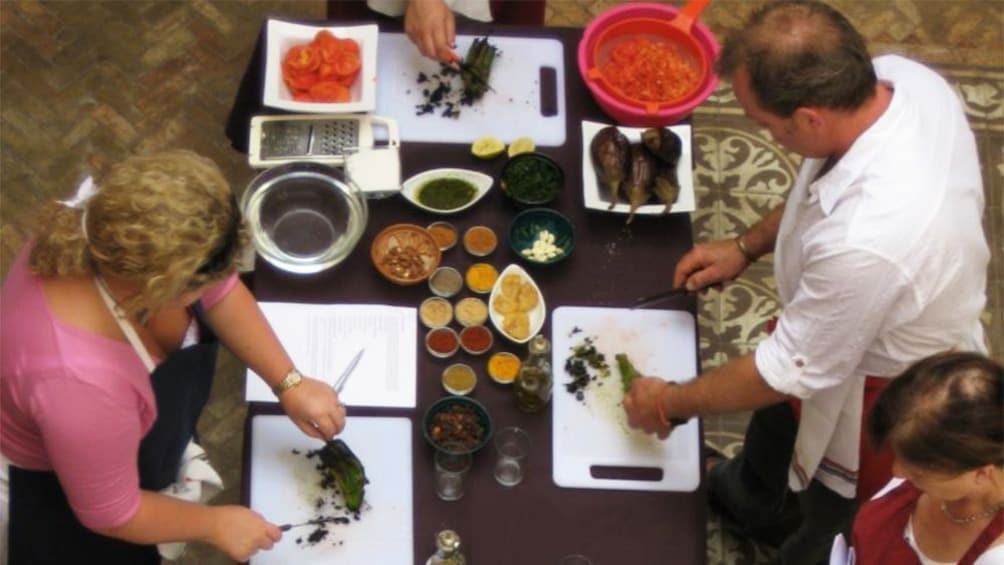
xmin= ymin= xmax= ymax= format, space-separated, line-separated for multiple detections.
xmin=333 ymin=348 xmax=365 ymax=393
xmin=278 ymin=516 xmax=350 ymax=532
xmin=631 ymin=287 xmax=690 ymax=309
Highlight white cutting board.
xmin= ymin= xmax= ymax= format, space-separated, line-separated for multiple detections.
xmin=249 ymin=416 xmax=413 ymax=564
xmin=552 ymin=306 xmax=700 ymax=492
xmin=375 ymin=33 xmax=566 ymax=145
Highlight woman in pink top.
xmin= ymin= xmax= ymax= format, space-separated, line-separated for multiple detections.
xmin=0 ymin=150 xmax=346 ymax=563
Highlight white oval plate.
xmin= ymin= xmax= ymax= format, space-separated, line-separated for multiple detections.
xmin=400 ymin=168 xmax=493 ymax=215
xmin=488 ymin=264 xmax=546 ymax=345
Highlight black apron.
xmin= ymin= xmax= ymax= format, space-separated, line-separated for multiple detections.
xmin=7 ymin=303 xmax=218 ymax=564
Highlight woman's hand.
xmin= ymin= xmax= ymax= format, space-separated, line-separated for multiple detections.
xmin=623 ymin=377 xmax=677 ymax=440
xmin=279 ymin=376 xmax=347 ymax=440
xmin=673 ymin=238 xmax=750 ymax=292
xmin=405 ymin=0 xmax=458 ymax=62
xmin=207 ymin=505 xmax=281 ymax=562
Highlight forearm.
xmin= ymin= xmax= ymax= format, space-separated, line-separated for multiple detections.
xmin=665 ymin=353 xmax=790 ymax=420
xmin=736 ymin=204 xmax=784 ymax=261
xmin=96 ymin=491 xmax=219 ymax=546
xmin=205 ymin=281 xmax=294 ymax=390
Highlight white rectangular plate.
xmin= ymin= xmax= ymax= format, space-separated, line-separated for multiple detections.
xmin=552 ymin=306 xmax=700 ymax=492
xmin=249 ymin=415 xmax=413 ymax=564
xmin=580 ymin=120 xmax=695 ymax=215
xmin=263 ymin=20 xmax=378 ymax=114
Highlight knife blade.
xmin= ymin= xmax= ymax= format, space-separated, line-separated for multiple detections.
xmin=279 ymin=516 xmax=351 ymax=532
xmin=333 ymin=348 xmax=365 ymax=393
xmin=631 ymin=287 xmax=690 ymax=309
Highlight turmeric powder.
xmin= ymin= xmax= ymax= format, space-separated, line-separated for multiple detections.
xmin=487 ymin=352 xmax=521 ymax=384
xmin=465 ymin=263 xmax=498 ymax=293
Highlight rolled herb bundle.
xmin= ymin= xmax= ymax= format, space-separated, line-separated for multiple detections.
xmin=461 ymin=37 xmax=498 ymax=101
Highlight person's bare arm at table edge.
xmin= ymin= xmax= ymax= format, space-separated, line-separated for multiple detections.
xmin=206 ymin=281 xmax=347 ymax=440
xmin=624 ymin=354 xmax=791 ymax=440
xmin=674 ymin=204 xmax=785 ymax=290
xmin=405 ymin=0 xmax=458 ymax=62
xmin=94 ymin=493 xmax=280 ymax=562
xmin=624 ymin=205 xmax=789 ymax=439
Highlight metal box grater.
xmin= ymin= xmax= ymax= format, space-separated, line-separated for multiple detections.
xmin=248 ymin=114 xmax=399 ymax=169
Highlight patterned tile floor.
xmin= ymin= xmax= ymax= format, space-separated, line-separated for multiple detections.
xmin=1 ymin=2 xmax=1000 ymax=564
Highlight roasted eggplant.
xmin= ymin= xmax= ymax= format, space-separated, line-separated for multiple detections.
xmin=642 ymin=128 xmax=683 ymax=214
xmin=318 ymin=439 xmax=368 ymax=512
xmin=652 ymin=164 xmax=680 ymax=214
xmin=590 ymin=126 xmax=631 ymax=209
xmin=625 ymin=144 xmax=655 ymax=224
xmin=641 ymin=127 xmax=682 ymax=166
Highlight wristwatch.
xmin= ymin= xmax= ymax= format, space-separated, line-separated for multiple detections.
xmin=272 ymin=368 xmax=303 ymax=396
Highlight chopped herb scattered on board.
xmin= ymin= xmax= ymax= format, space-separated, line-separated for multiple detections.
xmin=564 ymin=335 xmax=610 ymax=401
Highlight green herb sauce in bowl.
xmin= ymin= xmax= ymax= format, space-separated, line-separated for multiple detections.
xmin=499 ymin=152 xmax=564 ymax=207
xmin=400 ymin=168 xmax=494 ymax=215
xmin=417 ymin=178 xmax=477 ymax=210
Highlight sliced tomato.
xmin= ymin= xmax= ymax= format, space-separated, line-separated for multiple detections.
xmin=337 ymin=38 xmax=360 ymax=55
xmin=309 ymin=80 xmax=351 ymax=103
xmin=317 ymin=62 xmax=337 ymax=80
xmin=333 ymin=68 xmax=359 ymax=87
xmin=331 ymin=50 xmax=361 ymax=78
xmin=312 ymin=30 xmax=338 ymax=49
xmin=284 ymin=70 xmax=319 ymax=92
xmin=283 ymin=44 xmax=320 ymax=74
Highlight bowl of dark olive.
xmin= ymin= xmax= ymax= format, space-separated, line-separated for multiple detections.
xmin=422 ymin=396 xmax=493 ymax=455
xmin=400 ymin=168 xmax=493 ymax=215
xmin=498 ymin=152 xmax=564 ymax=207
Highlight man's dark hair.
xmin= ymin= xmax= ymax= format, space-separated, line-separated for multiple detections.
xmin=869 ymin=351 xmax=1004 ymax=475
xmin=716 ymin=1 xmax=877 ymax=117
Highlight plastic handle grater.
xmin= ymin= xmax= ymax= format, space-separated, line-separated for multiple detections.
xmin=247 ymin=114 xmax=400 ymax=169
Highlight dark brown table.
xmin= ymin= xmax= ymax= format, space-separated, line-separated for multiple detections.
xmin=233 ymin=19 xmax=705 ymax=565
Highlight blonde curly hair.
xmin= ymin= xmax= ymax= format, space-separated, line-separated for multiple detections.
xmin=30 ymin=150 xmax=248 ymax=317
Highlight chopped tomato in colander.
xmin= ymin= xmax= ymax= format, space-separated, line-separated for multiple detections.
xmin=602 ymin=38 xmax=700 ymax=103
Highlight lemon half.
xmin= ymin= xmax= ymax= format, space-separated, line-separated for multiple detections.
xmin=507 ymin=136 xmax=535 ymax=157
xmin=471 ymin=136 xmax=505 ymax=159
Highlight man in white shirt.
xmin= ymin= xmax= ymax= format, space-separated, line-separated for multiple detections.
xmin=622 ymin=2 xmax=989 ymax=563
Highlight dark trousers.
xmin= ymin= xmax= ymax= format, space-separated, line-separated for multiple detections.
xmin=708 ymin=402 xmax=858 ymax=565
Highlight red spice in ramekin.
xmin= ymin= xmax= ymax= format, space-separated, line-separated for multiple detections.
xmin=459 ymin=325 xmax=493 ymax=355
xmin=426 ymin=327 xmax=459 ymax=358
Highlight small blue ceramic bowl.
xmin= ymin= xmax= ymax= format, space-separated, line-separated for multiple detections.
xmin=508 ymin=207 xmax=575 ymax=265
xmin=422 ymin=396 xmax=493 ymax=455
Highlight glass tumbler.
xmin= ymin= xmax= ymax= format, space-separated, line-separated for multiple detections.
xmin=493 ymin=426 xmax=530 ymax=486
xmin=434 ymin=448 xmax=472 ymax=501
